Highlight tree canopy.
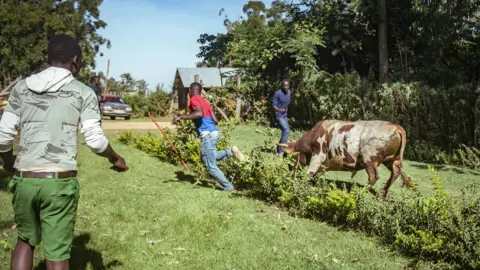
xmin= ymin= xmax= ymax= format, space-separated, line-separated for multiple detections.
xmin=0 ymin=0 xmax=110 ymax=88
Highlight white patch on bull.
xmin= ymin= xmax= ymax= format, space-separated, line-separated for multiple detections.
xmin=307 ymin=135 xmax=327 ymax=176
xmin=306 ymin=122 xmax=362 ymax=175
xmin=329 ymin=123 xmax=362 ymax=168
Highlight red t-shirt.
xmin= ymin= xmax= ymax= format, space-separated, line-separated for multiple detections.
xmin=188 ymin=95 xmax=217 ymax=133
xmin=189 ymin=96 xmax=213 ymax=117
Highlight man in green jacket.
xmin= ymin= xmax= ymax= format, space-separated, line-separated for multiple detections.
xmin=0 ymin=34 xmax=129 ymax=270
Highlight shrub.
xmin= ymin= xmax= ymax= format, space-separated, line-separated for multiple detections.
xmin=123 ymin=90 xmax=171 ymax=118
xmin=118 ymin=124 xmax=480 ymax=268
xmin=122 ymin=95 xmax=148 ymax=118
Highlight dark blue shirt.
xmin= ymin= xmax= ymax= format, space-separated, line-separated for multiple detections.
xmin=90 ymin=84 xmax=102 ymax=97
xmin=272 ymin=89 xmax=291 ymax=118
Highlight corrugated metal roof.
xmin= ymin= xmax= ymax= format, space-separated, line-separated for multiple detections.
xmin=176 ymin=67 xmax=239 ymax=88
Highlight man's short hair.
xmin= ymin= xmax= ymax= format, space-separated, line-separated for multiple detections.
xmin=190 ymin=82 xmax=202 ymax=92
xmin=281 ymin=79 xmax=290 ymax=85
xmin=91 ymin=76 xmax=99 ymax=83
xmin=47 ymin=34 xmax=82 ymax=64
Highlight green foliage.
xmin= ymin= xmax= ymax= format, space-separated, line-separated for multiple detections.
xmin=196 ymin=33 xmax=231 ymax=67
xmin=451 ymin=145 xmax=480 ymax=169
xmin=122 ymin=95 xmax=148 ymax=117
xmin=122 ymin=89 xmax=171 ymax=117
xmin=119 ymin=128 xmax=480 ymax=268
xmin=1 ymin=240 xmax=10 ymax=251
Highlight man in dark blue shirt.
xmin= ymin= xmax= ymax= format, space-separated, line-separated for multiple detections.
xmin=272 ymin=79 xmax=291 ymax=157
xmin=90 ymin=76 xmax=102 ymax=100
xmin=90 ymin=76 xmax=103 ymax=122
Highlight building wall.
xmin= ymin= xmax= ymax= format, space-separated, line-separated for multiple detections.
xmin=178 ymin=79 xmax=188 ymax=110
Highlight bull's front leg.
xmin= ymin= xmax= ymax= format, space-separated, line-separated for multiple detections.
xmin=307 ymin=152 xmax=327 ymax=178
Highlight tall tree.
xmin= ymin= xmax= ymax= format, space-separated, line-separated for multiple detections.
xmin=135 ymin=79 xmax=149 ymax=96
xmin=0 ymin=0 xmax=110 ymax=88
xmin=196 ymin=33 xmax=231 ymax=67
xmin=377 ymin=0 xmax=388 ymax=83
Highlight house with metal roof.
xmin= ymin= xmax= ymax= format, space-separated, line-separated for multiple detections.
xmin=173 ymin=67 xmax=240 ymax=109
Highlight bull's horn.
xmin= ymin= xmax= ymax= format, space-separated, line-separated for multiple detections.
xmin=278 ymin=143 xmax=289 ymax=147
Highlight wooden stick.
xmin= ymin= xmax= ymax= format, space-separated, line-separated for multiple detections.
xmin=148 ymin=113 xmax=190 ymax=172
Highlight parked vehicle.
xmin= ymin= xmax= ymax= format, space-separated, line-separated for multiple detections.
xmin=100 ymin=94 xmax=132 ymax=120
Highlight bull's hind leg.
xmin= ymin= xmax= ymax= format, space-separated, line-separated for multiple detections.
xmin=364 ymin=161 xmax=379 ymax=194
xmin=381 ymin=160 xmax=403 ymax=200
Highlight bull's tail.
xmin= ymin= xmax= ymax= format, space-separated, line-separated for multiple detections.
xmin=395 ymin=125 xmax=412 ymax=188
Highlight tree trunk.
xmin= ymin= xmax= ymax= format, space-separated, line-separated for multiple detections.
xmin=377 ymin=0 xmax=388 ymax=84
xmin=361 ymin=77 xmax=367 ymax=117
xmin=474 ymin=75 xmax=480 ymax=148
xmin=235 ymin=74 xmax=242 ymax=119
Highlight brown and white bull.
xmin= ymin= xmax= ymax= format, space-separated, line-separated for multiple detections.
xmin=279 ymin=120 xmax=412 ymax=199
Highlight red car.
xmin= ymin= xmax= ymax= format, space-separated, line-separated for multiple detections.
xmin=99 ymin=94 xmax=132 ymax=120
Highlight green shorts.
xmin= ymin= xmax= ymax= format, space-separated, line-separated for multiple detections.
xmin=8 ymin=175 xmax=80 ymax=261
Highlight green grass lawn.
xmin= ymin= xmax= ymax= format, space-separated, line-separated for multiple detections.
xmin=0 ymin=126 xmax=477 ymax=269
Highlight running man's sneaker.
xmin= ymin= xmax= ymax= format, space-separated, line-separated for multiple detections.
xmin=232 ymin=146 xmax=246 ymax=162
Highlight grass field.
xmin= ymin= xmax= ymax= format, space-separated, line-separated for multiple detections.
xmin=0 ymin=126 xmax=477 ymax=269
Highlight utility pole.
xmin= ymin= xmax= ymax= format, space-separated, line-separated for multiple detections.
xmin=104 ymin=59 xmax=110 ymax=94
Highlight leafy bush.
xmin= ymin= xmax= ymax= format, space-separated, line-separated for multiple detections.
xmin=118 ymin=125 xmax=480 ymax=268
xmin=451 ymin=145 xmax=480 ymax=169
xmin=123 ymin=90 xmax=171 ymax=118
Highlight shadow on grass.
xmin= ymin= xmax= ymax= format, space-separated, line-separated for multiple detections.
xmin=410 ymin=163 xmax=480 ymax=176
xmin=323 ymin=178 xmax=372 ymax=194
xmin=0 ymin=220 xmax=15 ymax=232
xmin=0 ymin=169 xmax=13 ymax=191
xmin=170 ymin=171 xmax=216 ymax=189
xmin=34 ymin=233 xmax=122 ymax=270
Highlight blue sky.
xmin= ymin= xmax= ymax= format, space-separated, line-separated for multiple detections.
xmin=93 ymin=0 xmax=262 ymax=91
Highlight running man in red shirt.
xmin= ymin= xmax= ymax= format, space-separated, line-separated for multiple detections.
xmin=172 ymin=82 xmax=245 ymax=191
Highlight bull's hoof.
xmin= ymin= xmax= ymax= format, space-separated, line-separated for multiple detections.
xmin=308 ymin=172 xmax=315 ymax=178
xmin=379 ymin=189 xmax=388 ymax=200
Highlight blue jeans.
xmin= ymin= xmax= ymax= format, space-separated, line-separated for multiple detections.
xmin=276 ymin=117 xmax=290 ymax=155
xmin=200 ymin=131 xmax=234 ymax=191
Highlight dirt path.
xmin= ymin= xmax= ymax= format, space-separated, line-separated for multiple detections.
xmin=100 ymin=121 xmax=175 ymax=130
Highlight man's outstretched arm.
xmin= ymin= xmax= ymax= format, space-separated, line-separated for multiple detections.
xmin=81 ymin=91 xmax=128 ymax=171
xmin=81 ymin=119 xmax=128 ymax=170
xmin=179 ymin=106 xmax=203 ymax=120
xmin=173 ymin=106 xmax=203 ymax=124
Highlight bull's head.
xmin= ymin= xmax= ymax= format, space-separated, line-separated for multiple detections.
xmin=278 ymin=142 xmax=296 ymax=154
xmin=278 ymin=141 xmax=311 ymax=166
xmin=278 ymin=139 xmax=320 ymax=178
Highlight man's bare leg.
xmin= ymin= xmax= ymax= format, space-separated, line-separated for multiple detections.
xmin=46 ymin=260 xmax=69 ymax=270
xmin=11 ymin=238 xmax=34 ymax=270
